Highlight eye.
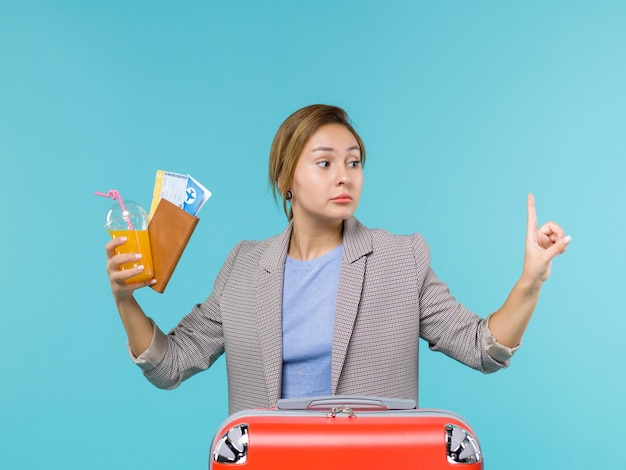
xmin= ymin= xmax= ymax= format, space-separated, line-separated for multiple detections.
xmin=348 ymin=160 xmax=361 ymax=168
xmin=316 ymin=160 xmax=330 ymax=168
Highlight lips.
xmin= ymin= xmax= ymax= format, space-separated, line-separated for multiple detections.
xmin=331 ymin=194 xmax=352 ymax=203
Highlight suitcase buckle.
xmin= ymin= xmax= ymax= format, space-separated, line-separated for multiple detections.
xmin=212 ymin=424 xmax=249 ymax=464
xmin=327 ymin=406 xmax=356 ymax=418
xmin=446 ymin=424 xmax=482 ymax=464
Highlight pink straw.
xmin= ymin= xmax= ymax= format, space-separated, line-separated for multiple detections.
xmin=94 ymin=189 xmax=134 ymax=230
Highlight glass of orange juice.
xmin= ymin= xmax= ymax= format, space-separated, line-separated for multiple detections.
xmin=104 ymin=201 xmax=154 ymax=283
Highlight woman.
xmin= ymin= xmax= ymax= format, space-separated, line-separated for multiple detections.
xmin=105 ymin=104 xmax=571 ymax=415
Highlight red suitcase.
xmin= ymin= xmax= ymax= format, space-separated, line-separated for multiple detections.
xmin=209 ymin=396 xmax=483 ymax=469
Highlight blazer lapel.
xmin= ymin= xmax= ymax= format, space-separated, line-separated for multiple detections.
xmin=256 ymin=221 xmax=292 ymax=406
xmin=331 ymin=217 xmax=373 ymax=393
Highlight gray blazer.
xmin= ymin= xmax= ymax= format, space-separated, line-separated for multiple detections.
xmin=138 ymin=217 xmax=510 ymax=414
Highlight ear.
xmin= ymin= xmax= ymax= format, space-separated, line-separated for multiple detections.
xmin=277 ymin=175 xmax=291 ymax=197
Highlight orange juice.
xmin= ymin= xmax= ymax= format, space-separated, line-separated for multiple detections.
xmin=109 ymin=229 xmax=154 ymax=283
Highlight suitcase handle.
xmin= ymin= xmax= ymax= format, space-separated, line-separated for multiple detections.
xmin=276 ymin=395 xmax=417 ymax=411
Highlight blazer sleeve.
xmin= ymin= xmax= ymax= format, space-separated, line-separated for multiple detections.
xmin=411 ymin=234 xmax=512 ymax=373
xmin=140 ymin=241 xmax=244 ymax=389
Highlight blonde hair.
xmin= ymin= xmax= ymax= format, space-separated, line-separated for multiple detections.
xmin=269 ymin=104 xmax=366 ymax=219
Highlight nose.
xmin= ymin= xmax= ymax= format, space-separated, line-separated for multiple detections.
xmin=337 ymin=167 xmax=351 ymax=185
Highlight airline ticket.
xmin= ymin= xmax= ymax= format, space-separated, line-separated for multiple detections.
xmin=149 ymin=170 xmax=211 ymax=218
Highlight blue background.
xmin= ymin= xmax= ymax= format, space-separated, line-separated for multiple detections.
xmin=1 ymin=1 xmax=624 ymax=468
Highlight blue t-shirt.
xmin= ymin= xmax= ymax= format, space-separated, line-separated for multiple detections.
xmin=281 ymin=244 xmax=342 ymax=398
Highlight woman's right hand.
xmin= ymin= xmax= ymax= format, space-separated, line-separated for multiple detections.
xmin=105 ymin=237 xmax=155 ymax=301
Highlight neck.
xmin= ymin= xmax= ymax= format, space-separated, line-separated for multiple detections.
xmin=288 ymin=218 xmax=344 ymax=261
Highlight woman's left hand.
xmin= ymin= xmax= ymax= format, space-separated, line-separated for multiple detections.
xmin=523 ymin=193 xmax=571 ymax=284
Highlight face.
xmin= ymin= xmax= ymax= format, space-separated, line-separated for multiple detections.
xmin=289 ymin=123 xmax=363 ymax=225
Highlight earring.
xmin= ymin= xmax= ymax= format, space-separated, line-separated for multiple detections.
xmin=285 ymin=190 xmax=293 ymax=201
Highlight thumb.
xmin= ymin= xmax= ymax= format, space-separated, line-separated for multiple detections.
xmin=546 ymin=235 xmax=572 ymax=259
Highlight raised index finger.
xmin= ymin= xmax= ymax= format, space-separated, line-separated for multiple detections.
xmin=527 ymin=193 xmax=539 ymax=235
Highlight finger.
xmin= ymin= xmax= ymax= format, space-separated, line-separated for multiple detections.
xmin=545 ymin=234 xmax=572 ymax=259
xmin=126 ymin=277 xmax=157 ymax=290
xmin=115 ymin=273 xmax=156 ymax=290
xmin=107 ymin=252 xmax=143 ymax=268
xmin=105 ymin=237 xmax=128 ymax=257
xmin=537 ymin=222 xmax=566 ymax=247
xmin=539 ymin=221 xmax=565 ymax=240
xmin=105 ymin=240 xmax=149 ymax=287
xmin=526 ymin=193 xmax=538 ymax=238
xmin=108 ymin=264 xmax=154 ymax=287
xmin=110 ymin=272 xmax=155 ymax=297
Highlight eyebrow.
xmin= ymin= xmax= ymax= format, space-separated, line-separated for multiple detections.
xmin=312 ymin=145 xmax=361 ymax=153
